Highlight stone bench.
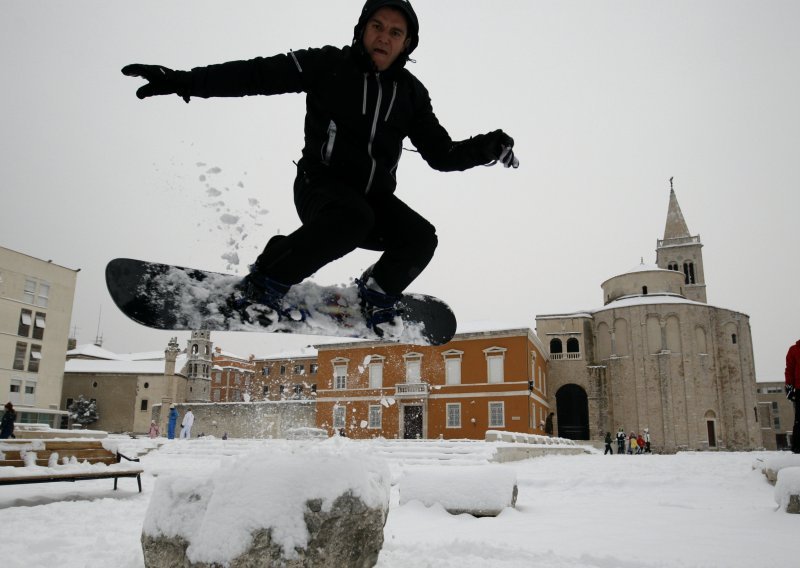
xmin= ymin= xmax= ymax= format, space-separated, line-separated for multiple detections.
xmin=775 ymin=466 xmax=800 ymax=514
xmin=399 ymin=466 xmax=517 ymax=517
xmin=0 ymin=439 xmax=143 ymax=492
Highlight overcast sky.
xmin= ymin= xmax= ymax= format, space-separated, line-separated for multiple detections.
xmin=2 ymin=0 xmax=798 ymax=380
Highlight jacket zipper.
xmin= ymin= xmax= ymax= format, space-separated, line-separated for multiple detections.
xmin=322 ymin=120 xmax=337 ymax=165
xmin=384 ymin=82 xmax=397 ymax=122
xmin=364 ymin=73 xmax=383 ymax=194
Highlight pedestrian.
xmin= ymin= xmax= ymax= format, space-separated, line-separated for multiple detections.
xmin=180 ymin=409 xmax=195 ymax=439
xmin=616 ymin=428 xmax=626 ymax=454
xmin=0 ymin=402 xmax=16 ymax=439
xmin=786 ymin=339 xmax=800 ymax=453
xmin=148 ymin=420 xmax=160 ymax=439
xmin=643 ymin=428 xmax=652 ymax=453
xmin=167 ymin=404 xmax=179 ymax=439
xmin=628 ymin=432 xmax=637 ymax=455
xmin=604 ymin=432 xmax=614 ymax=455
xmin=544 ymin=412 xmax=555 ymax=437
xmin=222 ymin=432 xmax=228 ymax=441
xmin=121 ymin=0 xmax=518 ymax=335
xmin=636 ymin=433 xmax=645 ymax=454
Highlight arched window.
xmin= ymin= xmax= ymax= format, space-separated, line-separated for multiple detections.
xmin=667 ymin=262 xmax=679 ymax=272
xmin=566 ymin=338 xmax=580 ymax=353
xmin=550 ymin=338 xmax=563 ymax=354
xmin=731 ymin=333 xmax=737 ymax=345
xmin=683 ymin=261 xmax=696 ymax=284
xmin=642 ymin=286 xmax=648 ymax=295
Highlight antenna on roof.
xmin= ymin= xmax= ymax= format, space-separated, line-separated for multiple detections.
xmin=94 ymin=305 xmax=103 ymax=347
xmin=669 ymin=176 xmax=674 ymax=191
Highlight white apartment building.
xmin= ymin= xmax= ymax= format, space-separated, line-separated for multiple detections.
xmin=0 ymin=246 xmax=78 ymax=427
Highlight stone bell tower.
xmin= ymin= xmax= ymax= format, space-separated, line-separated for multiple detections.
xmin=185 ymin=330 xmax=213 ymax=402
xmin=655 ymin=178 xmax=707 ymax=303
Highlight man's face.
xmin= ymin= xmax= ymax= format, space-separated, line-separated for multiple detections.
xmin=362 ymin=7 xmax=411 ymax=71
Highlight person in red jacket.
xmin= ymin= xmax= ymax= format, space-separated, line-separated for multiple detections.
xmin=787 ymin=340 xmax=800 ymax=453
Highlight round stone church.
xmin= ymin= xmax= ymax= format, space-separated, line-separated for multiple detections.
xmin=536 ymin=187 xmax=761 ymax=452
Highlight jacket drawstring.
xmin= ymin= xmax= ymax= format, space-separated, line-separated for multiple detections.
xmin=362 ymin=74 xmax=368 ymax=116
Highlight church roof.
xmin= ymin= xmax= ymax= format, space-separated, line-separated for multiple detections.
xmin=663 ymin=187 xmax=691 ymax=240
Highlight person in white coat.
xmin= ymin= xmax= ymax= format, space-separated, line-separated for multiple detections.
xmin=180 ymin=409 xmax=194 ymax=439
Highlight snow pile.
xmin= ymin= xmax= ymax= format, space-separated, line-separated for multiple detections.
xmin=758 ymin=453 xmax=800 ymax=484
xmin=774 ymin=466 xmax=800 ymax=512
xmin=0 ymin=459 xmax=142 ymax=478
xmin=400 ymin=465 xmax=517 ymax=516
xmin=143 ymin=437 xmax=390 ymax=565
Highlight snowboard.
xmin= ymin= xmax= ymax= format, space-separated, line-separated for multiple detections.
xmin=105 ymin=258 xmax=457 ymax=346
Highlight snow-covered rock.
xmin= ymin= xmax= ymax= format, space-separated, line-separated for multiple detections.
xmin=760 ymin=453 xmax=800 ymax=485
xmin=775 ymin=466 xmax=800 ymax=514
xmin=399 ymin=465 xmax=518 ymax=517
xmin=141 ymin=438 xmax=390 ymax=567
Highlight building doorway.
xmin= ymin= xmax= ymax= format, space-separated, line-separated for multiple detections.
xmin=403 ymin=405 xmax=423 ymax=439
xmin=556 ymin=384 xmax=590 ymax=439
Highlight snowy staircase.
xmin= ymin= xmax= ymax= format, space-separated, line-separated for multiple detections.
xmin=363 ymin=439 xmax=497 ymax=466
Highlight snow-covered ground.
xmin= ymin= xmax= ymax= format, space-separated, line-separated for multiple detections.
xmin=0 ymin=437 xmax=795 ymax=568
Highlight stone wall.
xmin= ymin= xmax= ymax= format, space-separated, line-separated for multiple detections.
xmin=153 ymin=400 xmax=316 ymax=439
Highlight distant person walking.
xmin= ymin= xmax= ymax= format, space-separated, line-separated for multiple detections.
xmin=544 ymin=412 xmax=555 ymax=437
xmin=786 ymin=339 xmax=800 ymax=453
xmin=0 ymin=402 xmax=16 ymax=439
xmin=643 ymin=428 xmax=652 ymax=453
xmin=180 ymin=409 xmax=195 ymax=439
xmin=167 ymin=404 xmax=179 ymax=439
xmin=616 ymin=428 xmax=626 ymax=454
xmin=628 ymin=432 xmax=638 ymax=455
xmin=604 ymin=432 xmax=614 ymax=455
xmin=148 ymin=420 xmax=160 ymax=439
xmin=636 ymin=433 xmax=645 ymax=454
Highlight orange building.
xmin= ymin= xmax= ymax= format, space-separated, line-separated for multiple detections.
xmin=314 ymin=327 xmax=550 ymax=439
xmin=252 ymin=348 xmax=320 ymax=402
xmin=210 ymin=348 xmax=255 ymax=402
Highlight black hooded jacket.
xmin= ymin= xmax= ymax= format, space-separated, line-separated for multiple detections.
xmin=183 ymin=35 xmax=493 ymax=196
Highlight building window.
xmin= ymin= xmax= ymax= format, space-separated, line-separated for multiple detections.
xmin=334 ymin=365 xmax=347 ymax=389
xmin=262 ymin=385 xmax=270 ymax=396
xmin=446 ymin=403 xmax=461 ymax=428
xmin=23 ymin=279 xmax=37 ymax=304
xmin=333 ymin=406 xmax=346 ymax=429
xmin=642 ymin=286 xmax=648 ymax=295
xmin=667 ymin=261 xmax=679 ymax=272
xmin=280 ymin=365 xmax=287 ymax=375
xmin=310 ymin=364 xmax=319 ymax=374
xmin=368 ymin=405 xmax=382 ymax=429
xmin=369 ymin=358 xmax=384 ymax=389
xmin=23 ymin=382 xmax=36 ymax=405
xmin=566 ymin=338 xmax=580 ymax=354
xmin=13 ymin=342 xmax=27 ymax=371
xmin=683 ymin=261 xmax=696 ymax=285
xmin=140 ymin=399 xmax=148 ymax=411
xmin=484 ymin=347 xmax=506 ymax=383
xmin=28 ymin=345 xmax=42 ymax=373
xmin=279 ymin=385 xmax=286 ymax=397
xmin=212 ymin=390 xmax=221 ymax=402
xmin=293 ymin=384 xmax=304 ymax=398
xmin=294 ymin=364 xmax=305 ymax=375
xmin=550 ymin=338 xmax=563 ymax=355
xmin=404 ymin=353 xmax=422 ymax=383
xmin=731 ymin=334 xmax=738 ymax=345
xmin=32 ymin=313 xmax=46 ymax=340
xmin=18 ymin=309 xmax=32 ymax=337
xmin=442 ymin=350 xmax=463 ymax=385
xmin=261 ymin=366 xmax=271 ymax=376
xmin=489 ymin=401 xmax=505 ymax=428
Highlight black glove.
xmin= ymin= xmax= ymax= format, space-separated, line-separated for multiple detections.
xmin=786 ymin=384 xmax=796 ymax=401
xmin=121 ymin=64 xmax=192 ymax=103
xmin=480 ymin=129 xmax=519 ymax=169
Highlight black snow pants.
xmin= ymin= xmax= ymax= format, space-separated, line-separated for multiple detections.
xmin=253 ymin=168 xmax=438 ymax=296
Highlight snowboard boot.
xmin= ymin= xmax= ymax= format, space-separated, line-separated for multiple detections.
xmin=232 ymin=269 xmax=293 ymax=324
xmin=356 ymin=272 xmax=403 ymax=337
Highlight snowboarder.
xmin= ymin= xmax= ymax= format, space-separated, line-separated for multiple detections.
xmin=167 ymin=404 xmax=179 ymax=439
xmin=121 ymin=0 xmax=518 ymax=334
xmin=786 ymin=339 xmax=800 ymax=453
xmin=0 ymin=402 xmax=16 ymax=439
xmin=180 ymin=409 xmax=195 ymax=439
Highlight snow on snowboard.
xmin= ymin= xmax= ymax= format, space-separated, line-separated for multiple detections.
xmin=105 ymin=258 xmax=457 ymax=345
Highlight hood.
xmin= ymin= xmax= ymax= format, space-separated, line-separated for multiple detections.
xmin=353 ymin=0 xmax=420 ymax=65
